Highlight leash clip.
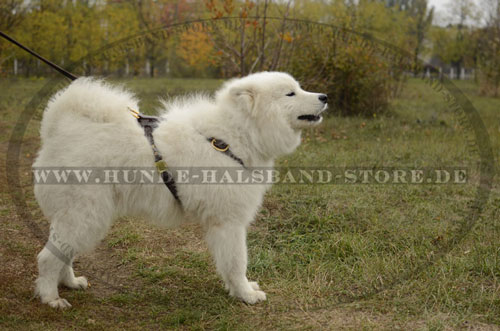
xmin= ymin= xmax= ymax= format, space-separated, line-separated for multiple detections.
xmin=128 ymin=107 xmax=140 ymax=119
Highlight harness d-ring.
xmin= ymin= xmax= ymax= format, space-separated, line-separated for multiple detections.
xmin=211 ymin=138 xmax=229 ymax=152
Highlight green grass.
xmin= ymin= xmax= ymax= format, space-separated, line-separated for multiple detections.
xmin=0 ymin=76 xmax=498 ymax=329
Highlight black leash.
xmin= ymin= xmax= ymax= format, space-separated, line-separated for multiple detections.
xmin=0 ymin=31 xmax=78 ymax=81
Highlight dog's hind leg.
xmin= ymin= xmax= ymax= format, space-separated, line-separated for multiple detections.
xmin=36 ymin=216 xmax=109 ymax=308
xmin=36 ymin=247 xmax=89 ymax=308
xmin=35 ymin=191 xmax=114 ymax=308
xmin=35 ymin=245 xmax=72 ymax=309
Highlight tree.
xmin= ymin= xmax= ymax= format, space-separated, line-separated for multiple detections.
xmin=126 ymin=0 xmax=165 ymax=77
xmin=126 ymin=0 xmax=195 ymax=77
xmin=0 ymin=0 xmax=28 ymax=32
xmin=10 ymin=1 xmax=69 ymax=76
xmin=407 ymin=0 xmax=434 ymax=75
xmin=203 ymin=0 xmax=296 ymax=76
xmin=289 ymin=0 xmax=408 ymax=116
xmin=445 ymin=0 xmax=478 ymax=78
xmin=430 ymin=25 xmax=475 ymax=75
xmin=102 ymin=3 xmax=141 ymax=76
xmin=384 ymin=0 xmax=411 ymax=9
xmin=176 ymin=23 xmax=216 ymax=75
xmin=0 ymin=0 xmax=29 ymax=72
xmin=478 ymin=0 xmax=500 ymax=96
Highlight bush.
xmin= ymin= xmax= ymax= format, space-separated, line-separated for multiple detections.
xmin=289 ymin=31 xmax=403 ymax=117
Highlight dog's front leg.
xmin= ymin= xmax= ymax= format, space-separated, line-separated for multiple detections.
xmin=205 ymin=224 xmax=266 ymax=304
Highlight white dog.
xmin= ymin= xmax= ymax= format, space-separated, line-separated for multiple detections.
xmin=33 ymin=72 xmax=327 ymax=308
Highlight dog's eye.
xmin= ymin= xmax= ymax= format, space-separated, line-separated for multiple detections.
xmin=286 ymin=92 xmax=295 ymax=97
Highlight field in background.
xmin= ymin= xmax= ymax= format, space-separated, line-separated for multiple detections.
xmin=0 ymin=77 xmax=499 ymax=330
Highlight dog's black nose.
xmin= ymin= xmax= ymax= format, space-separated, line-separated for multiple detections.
xmin=319 ymin=94 xmax=328 ymax=103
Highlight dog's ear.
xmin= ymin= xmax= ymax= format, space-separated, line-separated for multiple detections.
xmin=229 ymin=85 xmax=257 ymax=116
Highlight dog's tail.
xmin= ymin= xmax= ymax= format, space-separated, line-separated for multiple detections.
xmin=40 ymin=78 xmax=139 ymax=140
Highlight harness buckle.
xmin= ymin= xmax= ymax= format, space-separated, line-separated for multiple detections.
xmin=155 ymin=160 xmax=168 ymax=173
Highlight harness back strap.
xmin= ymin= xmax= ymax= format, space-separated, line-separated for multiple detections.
xmin=129 ymin=108 xmax=181 ymax=204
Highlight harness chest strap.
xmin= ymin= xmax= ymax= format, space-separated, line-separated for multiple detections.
xmin=207 ymin=137 xmax=245 ymax=167
xmin=129 ymin=108 xmax=245 ymax=205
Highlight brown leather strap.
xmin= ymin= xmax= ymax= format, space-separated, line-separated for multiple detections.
xmin=207 ymin=137 xmax=245 ymax=168
xmin=132 ymin=111 xmax=182 ymax=204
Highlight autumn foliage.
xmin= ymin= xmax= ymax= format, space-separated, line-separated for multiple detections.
xmin=1 ymin=0 xmax=472 ymax=115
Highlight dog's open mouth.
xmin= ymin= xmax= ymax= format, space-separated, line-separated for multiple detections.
xmin=298 ymin=114 xmax=322 ymax=122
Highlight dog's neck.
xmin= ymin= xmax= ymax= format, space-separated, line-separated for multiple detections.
xmin=210 ymin=106 xmax=302 ymax=165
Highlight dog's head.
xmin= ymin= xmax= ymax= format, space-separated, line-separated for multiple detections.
xmin=216 ymin=72 xmax=327 ymax=158
xmin=218 ymin=72 xmax=327 ymax=130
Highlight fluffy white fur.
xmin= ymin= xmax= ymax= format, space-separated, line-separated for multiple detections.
xmin=33 ymin=72 xmax=327 ymax=308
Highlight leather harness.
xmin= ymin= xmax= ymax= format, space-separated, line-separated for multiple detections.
xmin=129 ymin=108 xmax=245 ymax=206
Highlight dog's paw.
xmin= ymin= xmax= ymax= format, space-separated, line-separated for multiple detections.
xmin=64 ymin=276 xmax=88 ymax=290
xmin=237 ymin=288 xmax=267 ymax=304
xmin=239 ymin=289 xmax=267 ymax=304
xmin=47 ymin=298 xmax=72 ymax=309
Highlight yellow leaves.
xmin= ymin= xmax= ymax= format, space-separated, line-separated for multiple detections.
xmin=204 ymin=0 xmax=215 ymax=11
xmin=213 ymin=10 xmax=224 ymax=19
xmin=177 ymin=25 xmax=215 ymax=70
xmin=223 ymin=0 xmax=234 ymax=14
xmin=245 ymin=20 xmax=258 ymax=28
xmin=205 ymin=0 xmax=254 ymax=19
xmin=205 ymin=0 xmax=235 ymax=15
xmin=239 ymin=0 xmax=254 ymax=19
xmin=280 ymin=32 xmax=294 ymax=43
xmin=204 ymin=0 xmax=224 ymax=19
xmin=14 ymin=10 xmax=67 ymax=61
